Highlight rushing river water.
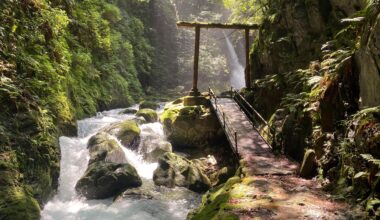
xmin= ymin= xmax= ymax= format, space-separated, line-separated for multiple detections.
xmin=41 ymin=107 xmax=201 ymax=220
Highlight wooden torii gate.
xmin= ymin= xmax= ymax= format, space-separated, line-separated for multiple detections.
xmin=177 ymin=21 xmax=260 ymax=96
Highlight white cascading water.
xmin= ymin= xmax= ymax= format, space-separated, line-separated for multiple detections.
xmin=41 ymin=107 xmax=200 ymax=220
xmin=224 ymin=31 xmax=245 ymax=90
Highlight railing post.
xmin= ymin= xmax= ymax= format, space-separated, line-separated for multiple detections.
xmin=223 ymin=112 xmax=226 ymax=129
xmin=235 ymin=132 xmax=238 ymax=154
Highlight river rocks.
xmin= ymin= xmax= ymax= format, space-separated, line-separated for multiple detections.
xmin=120 ymin=109 xmax=138 ymax=115
xmin=160 ymin=97 xmax=223 ymax=148
xmin=77 ymin=132 xmax=142 ymax=199
xmin=75 ymin=162 xmax=142 ymax=199
xmin=139 ymin=101 xmax=159 ymax=110
xmin=136 ymin=109 xmax=158 ymax=123
xmin=87 ymin=132 xmax=126 ymax=164
xmin=153 ymin=152 xmax=211 ymax=193
xmin=114 ymin=187 xmax=156 ymax=201
xmin=103 ymin=120 xmax=141 ymax=149
xmin=140 ymin=140 xmax=172 ymax=163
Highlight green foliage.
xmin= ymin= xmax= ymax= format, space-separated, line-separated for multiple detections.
xmin=0 ymin=0 xmax=179 ymax=217
xmin=223 ymin=0 xmax=267 ymax=23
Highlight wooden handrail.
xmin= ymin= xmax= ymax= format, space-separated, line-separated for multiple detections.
xmin=209 ymin=87 xmax=239 ymax=155
xmin=233 ymin=91 xmax=269 ymax=127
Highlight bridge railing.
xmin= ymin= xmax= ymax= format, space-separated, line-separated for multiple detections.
xmin=232 ymin=90 xmax=274 ymax=146
xmin=208 ymin=87 xmax=239 ymax=155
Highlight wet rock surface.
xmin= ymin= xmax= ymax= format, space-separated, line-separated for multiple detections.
xmin=153 ymin=152 xmax=211 ymax=193
xmin=160 ymin=96 xmax=223 ymax=148
xmin=75 ymin=162 xmax=142 ymax=199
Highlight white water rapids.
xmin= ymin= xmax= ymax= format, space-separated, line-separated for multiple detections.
xmin=41 ymin=107 xmax=200 ymax=220
xmin=224 ymin=32 xmax=245 ymax=90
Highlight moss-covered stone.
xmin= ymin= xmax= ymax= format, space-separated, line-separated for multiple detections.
xmin=140 ymin=140 xmax=172 ymax=163
xmin=75 ymin=162 xmax=142 ymax=200
xmin=160 ymin=97 xmax=223 ymax=148
xmin=183 ymin=96 xmax=208 ymax=106
xmin=103 ymin=120 xmax=141 ymax=149
xmin=153 ymin=152 xmax=211 ymax=193
xmin=188 ymin=176 xmax=241 ymax=219
xmin=210 ymin=166 xmax=236 ymax=186
xmin=0 ymin=186 xmax=41 ymax=220
xmin=136 ymin=109 xmax=158 ymax=123
xmin=299 ymin=149 xmax=317 ymax=178
xmin=139 ymin=101 xmax=159 ymax=110
xmin=120 ymin=109 xmax=138 ymax=115
xmin=87 ymin=132 xmax=126 ymax=164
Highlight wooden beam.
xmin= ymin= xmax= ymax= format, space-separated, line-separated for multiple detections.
xmin=245 ymin=28 xmax=251 ymax=89
xmin=177 ymin=21 xmax=259 ymax=30
xmin=189 ymin=26 xmax=201 ymax=96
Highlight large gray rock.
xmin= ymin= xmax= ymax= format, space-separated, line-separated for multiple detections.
xmin=160 ymin=98 xmax=223 ymax=148
xmin=141 ymin=140 xmax=172 ymax=163
xmin=153 ymin=152 xmax=211 ymax=193
xmin=136 ymin=109 xmax=158 ymax=123
xmin=77 ymin=132 xmax=143 ymax=200
xmin=75 ymin=162 xmax=142 ymax=199
xmin=87 ymin=132 xmax=126 ymax=164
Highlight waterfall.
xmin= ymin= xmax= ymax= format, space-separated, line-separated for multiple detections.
xmin=223 ymin=32 xmax=245 ymax=90
xmin=41 ymin=107 xmax=200 ymax=220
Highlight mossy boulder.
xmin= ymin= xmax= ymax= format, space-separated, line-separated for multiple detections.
xmin=268 ymin=108 xmax=313 ymax=161
xmin=75 ymin=161 xmax=142 ymax=199
xmin=349 ymin=107 xmax=380 ymax=157
xmin=136 ymin=109 xmax=158 ymax=123
xmin=87 ymin=132 xmax=127 ymax=164
xmin=139 ymin=101 xmax=159 ymax=110
xmin=160 ymin=97 xmax=223 ymax=148
xmin=210 ymin=166 xmax=236 ymax=186
xmin=140 ymin=140 xmax=172 ymax=163
xmin=153 ymin=152 xmax=211 ymax=193
xmin=120 ymin=109 xmax=138 ymax=115
xmin=0 ymin=186 xmax=41 ymax=220
xmin=187 ymin=176 xmax=241 ymax=219
xmin=0 ymin=151 xmax=41 ymax=219
xmin=299 ymin=149 xmax=317 ymax=178
xmin=103 ymin=120 xmax=141 ymax=149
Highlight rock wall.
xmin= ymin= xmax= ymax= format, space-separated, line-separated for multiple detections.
xmin=0 ymin=0 xmax=180 ymax=218
xmin=356 ymin=11 xmax=380 ymax=108
xmin=241 ymin=0 xmax=379 ymax=217
xmin=251 ymin=0 xmax=366 ymax=79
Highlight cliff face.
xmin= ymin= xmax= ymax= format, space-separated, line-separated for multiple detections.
xmin=356 ymin=10 xmax=380 ymax=108
xmin=251 ymin=0 xmax=366 ymax=79
xmin=245 ymin=0 xmax=380 ymax=217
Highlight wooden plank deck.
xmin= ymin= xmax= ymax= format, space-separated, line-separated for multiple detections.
xmin=210 ymin=98 xmax=299 ymax=176
xmin=209 ymin=97 xmax=354 ymax=219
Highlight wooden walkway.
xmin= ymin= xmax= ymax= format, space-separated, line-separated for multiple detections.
xmin=209 ymin=97 xmax=352 ymax=219
xmin=210 ymin=98 xmax=299 ymax=176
